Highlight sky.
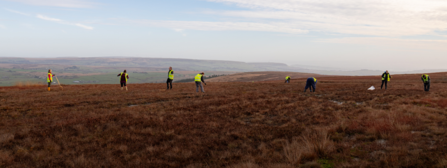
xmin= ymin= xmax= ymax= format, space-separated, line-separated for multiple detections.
xmin=1 ymin=0 xmax=447 ymax=71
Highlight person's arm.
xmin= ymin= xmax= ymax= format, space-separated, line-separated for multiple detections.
xmin=117 ymin=73 xmax=121 ymax=77
xmin=48 ymin=74 xmax=52 ymax=82
xmin=421 ymin=77 xmax=424 ymax=82
xmin=172 ymin=71 xmax=174 ymax=74
xmin=127 ymin=74 xmax=129 ymax=79
xmin=428 ymin=76 xmax=431 ymax=82
xmin=201 ymin=76 xmax=206 ymax=84
xmin=389 ymin=74 xmax=392 ymax=78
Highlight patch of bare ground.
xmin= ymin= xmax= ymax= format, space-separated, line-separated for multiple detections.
xmin=0 ymin=72 xmax=447 ymax=167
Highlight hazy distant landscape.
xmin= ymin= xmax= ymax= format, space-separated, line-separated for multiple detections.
xmin=0 ymin=57 xmax=255 ymax=86
xmin=1 ymin=57 xmax=446 ymax=86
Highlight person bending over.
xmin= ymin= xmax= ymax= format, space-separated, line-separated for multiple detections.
xmin=285 ymin=76 xmax=291 ymax=83
xmin=304 ymin=77 xmax=317 ymax=92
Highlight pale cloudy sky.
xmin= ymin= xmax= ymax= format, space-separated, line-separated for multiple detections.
xmin=1 ymin=0 xmax=447 ymax=70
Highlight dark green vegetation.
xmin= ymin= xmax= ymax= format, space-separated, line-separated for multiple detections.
xmin=0 ymin=65 xmax=234 ymax=86
xmin=1 ymin=73 xmax=447 ymax=167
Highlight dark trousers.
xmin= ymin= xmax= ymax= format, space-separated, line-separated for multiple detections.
xmin=196 ymin=82 xmax=204 ymax=92
xmin=285 ymin=80 xmax=290 ymax=83
xmin=381 ymin=80 xmax=388 ymax=89
xmin=304 ymin=78 xmax=316 ymax=92
xmin=48 ymin=82 xmax=51 ymax=87
xmin=305 ymin=83 xmax=316 ymax=92
xmin=166 ymin=79 xmax=173 ymax=89
xmin=424 ymin=82 xmax=430 ymax=91
xmin=120 ymin=82 xmax=127 ymax=87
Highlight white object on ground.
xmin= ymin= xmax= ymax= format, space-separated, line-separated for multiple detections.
xmin=368 ymin=86 xmax=375 ymax=90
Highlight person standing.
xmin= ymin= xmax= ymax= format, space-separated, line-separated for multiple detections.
xmin=117 ymin=70 xmax=129 ymax=91
xmin=381 ymin=70 xmax=391 ymax=90
xmin=47 ymin=69 xmax=56 ymax=91
xmin=285 ymin=76 xmax=291 ymax=83
xmin=421 ymin=74 xmax=431 ymax=91
xmin=304 ymin=77 xmax=317 ymax=92
xmin=166 ymin=67 xmax=174 ymax=90
xmin=195 ymin=72 xmax=206 ymax=93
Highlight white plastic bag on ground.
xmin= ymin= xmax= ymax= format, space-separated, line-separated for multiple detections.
xmin=368 ymin=86 xmax=375 ymax=90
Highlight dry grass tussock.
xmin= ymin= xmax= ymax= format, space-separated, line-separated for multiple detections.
xmin=1 ymin=73 xmax=447 ymax=167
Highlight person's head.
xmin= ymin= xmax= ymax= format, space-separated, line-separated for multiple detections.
xmin=124 ymin=70 xmax=127 ymax=73
xmin=386 ymin=70 xmax=389 ymax=74
xmin=48 ymin=69 xmax=52 ymax=73
xmin=201 ymin=72 xmax=204 ymax=75
xmin=169 ymin=67 xmax=172 ymax=70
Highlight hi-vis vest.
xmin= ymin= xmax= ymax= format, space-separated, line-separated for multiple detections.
xmin=120 ymin=72 xmax=128 ymax=82
xmin=47 ymin=73 xmax=53 ymax=83
xmin=285 ymin=76 xmax=290 ymax=80
xmin=168 ymin=70 xmax=174 ymax=80
xmin=382 ymin=73 xmax=390 ymax=81
xmin=422 ymin=74 xmax=429 ymax=83
xmin=313 ymin=77 xmax=317 ymax=82
xmin=195 ymin=74 xmax=202 ymax=82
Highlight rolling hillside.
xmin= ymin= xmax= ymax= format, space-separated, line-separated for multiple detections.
xmin=207 ymin=71 xmax=324 ymax=82
xmin=0 ymin=57 xmax=304 ymax=72
xmin=1 ymin=73 xmax=447 ymax=167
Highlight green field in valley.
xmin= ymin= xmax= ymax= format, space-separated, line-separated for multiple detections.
xmin=0 ymin=67 xmax=229 ymax=86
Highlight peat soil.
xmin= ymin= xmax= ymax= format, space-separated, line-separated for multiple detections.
xmin=1 ymin=73 xmax=447 ymax=167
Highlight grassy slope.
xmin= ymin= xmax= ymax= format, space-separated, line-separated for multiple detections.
xmin=1 ymin=73 xmax=447 ymax=167
xmin=0 ymin=67 xmax=234 ymax=86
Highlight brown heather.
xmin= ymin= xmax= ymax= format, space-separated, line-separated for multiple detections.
xmin=1 ymin=73 xmax=447 ymax=167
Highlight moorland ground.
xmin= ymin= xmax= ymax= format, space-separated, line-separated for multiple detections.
xmin=1 ymin=73 xmax=447 ymax=167
xmin=207 ymin=71 xmax=325 ymax=82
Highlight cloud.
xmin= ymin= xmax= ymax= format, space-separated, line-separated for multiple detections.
xmin=36 ymin=14 xmax=94 ymax=30
xmin=6 ymin=0 xmax=95 ymax=8
xmin=4 ymin=8 xmax=30 ymax=16
xmin=319 ymin=37 xmax=447 ymax=51
xmin=4 ymin=9 xmax=93 ymax=30
xmin=36 ymin=14 xmax=61 ymax=22
xmin=0 ymin=24 xmax=6 ymax=29
xmin=124 ymin=19 xmax=308 ymax=34
xmin=205 ymin=0 xmax=447 ymax=37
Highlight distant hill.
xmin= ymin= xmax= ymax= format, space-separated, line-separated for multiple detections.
xmin=0 ymin=57 xmax=305 ymax=72
xmin=1 ymin=57 xmax=445 ymax=75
